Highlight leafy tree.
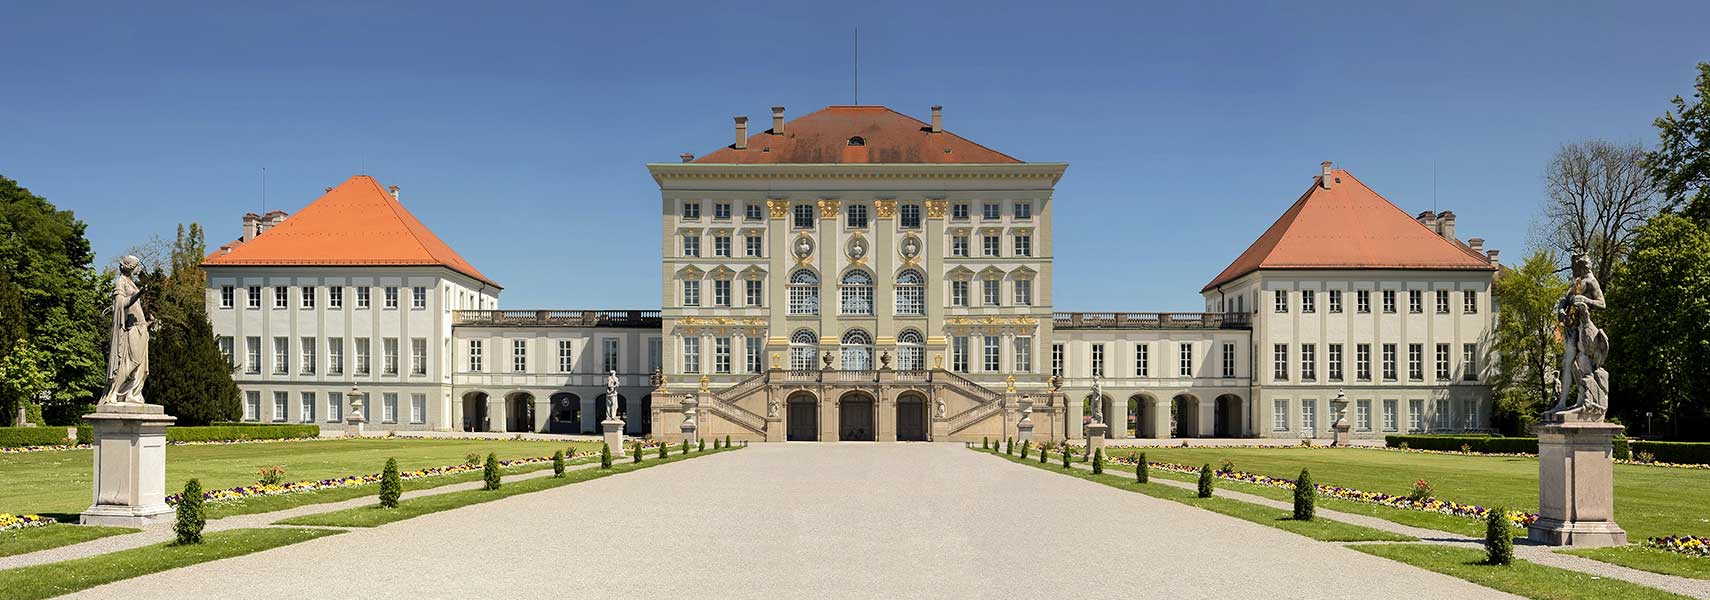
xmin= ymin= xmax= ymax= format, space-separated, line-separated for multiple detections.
xmin=1537 ymin=140 xmax=1661 ymax=285
xmin=0 ymin=175 xmax=106 ymax=423
xmin=1645 ymin=62 xmax=1710 ymax=224
xmin=175 ymin=479 xmax=205 ymax=545
xmin=0 ymin=339 xmax=51 ymax=426
xmin=1490 ymin=251 xmax=1569 ymax=434
xmin=140 ymin=224 xmax=240 ymax=425
xmin=1293 ymin=469 xmax=1315 ymax=521
xmin=379 ymin=457 xmax=402 ymax=508
xmin=1605 ymin=214 xmax=1710 ymax=437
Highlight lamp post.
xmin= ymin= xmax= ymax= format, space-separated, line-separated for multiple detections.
xmin=1646 ymin=412 xmax=1654 ymax=439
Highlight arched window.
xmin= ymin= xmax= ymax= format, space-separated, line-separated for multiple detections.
xmin=847 ymin=136 xmax=866 ymax=147
xmin=895 ymin=269 xmax=925 ymax=316
xmin=790 ymin=329 xmax=818 ymax=371
xmin=841 ymin=329 xmax=874 ymax=371
xmin=788 ymin=270 xmax=819 ymax=315
xmin=896 ymin=329 xmax=924 ymax=371
xmin=840 ymin=270 xmax=874 ymax=315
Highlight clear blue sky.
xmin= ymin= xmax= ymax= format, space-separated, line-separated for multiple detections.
xmin=3 ymin=1 xmax=1706 ymax=310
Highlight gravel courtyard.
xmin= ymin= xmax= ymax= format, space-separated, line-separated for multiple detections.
xmin=73 ymin=443 xmax=1514 ymax=599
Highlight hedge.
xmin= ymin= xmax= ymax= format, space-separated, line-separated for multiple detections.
xmin=0 ymin=427 xmax=73 ymax=448
xmin=74 ymin=424 xmax=320 ymax=445
xmin=1384 ymin=435 xmax=1539 ymax=454
xmin=1631 ymin=440 xmax=1710 ymax=465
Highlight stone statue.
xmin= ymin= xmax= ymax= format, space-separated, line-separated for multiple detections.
xmin=605 ymin=370 xmax=620 ymax=421
xmin=1088 ymin=375 xmax=1104 ymax=423
xmin=1549 ymin=253 xmax=1610 ymax=422
xmin=98 ymin=255 xmax=150 ymax=405
xmin=767 ymin=396 xmax=780 ymax=419
xmin=934 ymin=397 xmax=946 ymax=419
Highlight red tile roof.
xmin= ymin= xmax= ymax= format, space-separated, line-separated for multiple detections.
xmin=203 ymin=175 xmax=500 ymax=288
xmin=1201 ymin=169 xmax=1493 ymax=292
xmin=693 ymin=106 xmax=1022 ymax=164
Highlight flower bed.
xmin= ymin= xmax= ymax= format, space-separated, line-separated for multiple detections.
xmin=0 ymin=514 xmax=56 ymax=532
xmin=164 ymin=449 xmax=597 ymax=505
xmin=1649 ymin=535 xmax=1710 ymax=557
xmin=1050 ymin=446 xmax=1539 ymax=528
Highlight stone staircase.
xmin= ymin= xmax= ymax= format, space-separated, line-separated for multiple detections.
xmin=695 ymin=369 xmax=1011 ymax=439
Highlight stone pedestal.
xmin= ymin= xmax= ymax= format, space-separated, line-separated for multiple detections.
xmin=1529 ymin=421 xmax=1628 ymax=547
xmin=81 ymin=404 xmax=176 ymax=527
xmin=1086 ymin=421 xmax=1107 ymax=455
xmin=1016 ymin=419 xmax=1034 ymax=444
xmin=602 ymin=419 xmax=626 ymax=457
xmin=1331 ymin=419 xmax=1351 ymax=447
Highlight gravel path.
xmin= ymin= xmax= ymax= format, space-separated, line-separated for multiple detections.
xmin=71 ymin=443 xmax=1512 ymax=599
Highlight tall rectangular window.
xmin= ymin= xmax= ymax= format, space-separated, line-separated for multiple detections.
xmin=301 ymin=286 xmax=316 ymax=309
xmin=1382 ymin=290 xmax=1396 ymax=313
xmin=220 ymin=285 xmax=234 ymax=309
xmin=1274 ymin=290 xmax=1288 ymax=313
xmin=603 ymin=339 xmax=619 ymax=373
xmin=328 ymin=286 xmax=343 ymax=308
xmin=1409 ymin=399 xmax=1424 ymax=432
xmin=1408 ymin=290 xmax=1423 ymax=314
xmin=356 ymin=287 xmax=371 ymax=309
xmin=411 ymin=338 xmax=427 ymax=376
xmin=412 ymin=286 xmax=427 ymax=309
xmin=1178 ymin=343 xmax=1193 ymax=377
xmin=1435 ymin=343 xmax=1450 ymax=380
xmin=682 ymin=337 xmax=700 ymax=374
xmin=382 ymin=393 xmax=398 ymax=424
xmin=273 ymin=391 xmax=289 ymax=423
xmin=745 ymin=279 xmax=763 ymax=307
xmin=274 ymin=286 xmax=288 ymax=309
xmin=1383 ymin=399 xmax=1399 ymax=432
xmin=1463 ymin=343 xmax=1479 ymax=381
xmin=682 ymin=280 xmax=700 ymax=307
xmin=247 ymin=285 xmax=262 ymax=309
xmin=846 ymin=204 xmax=868 ymax=229
xmin=1301 ymin=400 xmax=1317 ymax=435
xmin=1014 ymin=279 xmax=1032 ymax=306
xmin=1221 ymin=342 xmax=1235 ymax=378
xmin=1090 ymin=344 xmax=1105 ymax=378
xmin=951 ymin=336 xmax=970 ymax=373
xmin=301 ymin=337 xmax=316 ymax=374
xmin=682 ymin=234 xmax=700 ymax=257
xmin=512 ymin=339 xmax=528 ymax=373
xmin=1407 ymin=343 xmax=1423 ymax=381
xmin=411 ymin=394 xmax=427 ymax=424
xmin=1356 ymin=399 xmax=1372 ymax=432
xmin=982 ymin=234 xmax=1000 ymax=257
xmin=950 ymin=281 xmax=969 ymax=307
xmin=273 ymin=337 xmax=289 ymax=375
xmin=467 ymin=339 xmax=483 ymax=372
xmin=1382 ymin=343 xmax=1397 ymax=381
xmin=1273 ymin=400 xmax=1289 ymax=432
xmin=244 ymin=391 xmax=260 ymax=421
xmin=384 ymin=287 xmax=399 ymax=309
xmin=1052 ymin=343 xmax=1065 ymax=377
xmin=1356 ymin=344 xmax=1371 ymax=381
xmin=1435 ymin=399 xmax=1452 ymax=431
xmin=714 ymin=337 xmax=731 ymax=374
xmin=1356 ymin=290 xmax=1370 ymax=313
xmin=982 ymin=279 xmax=1000 ymax=306
xmin=1328 ymin=343 xmax=1343 ymax=381
xmin=951 ymin=235 xmax=969 ymax=257
xmin=745 ymin=235 xmax=762 ymax=257
xmin=983 ymin=336 xmax=1000 ymax=372
xmin=1014 ymin=234 xmax=1032 ymax=257
xmin=746 ymin=337 xmax=763 ymax=374
xmin=1464 ymin=290 xmax=1478 ymax=313
xmin=217 ymin=336 xmax=235 ymax=368
xmin=900 ymin=204 xmax=921 ymax=229
xmin=714 ymin=279 xmax=731 ymax=307
xmin=328 ymin=392 xmax=343 ymax=423
xmin=1273 ymin=344 xmax=1289 ymax=380
xmin=1436 ymin=289 xmax=1450 ymax=314
xmin=713 ymin=235 xmax=731 ymax=258
xmin=301 ymin=392 xmax=316 ymax=423
xmin=1328 ymin=290 xmax=1342 ymax=313
xmin=788 ymin=274 xmax=817 ymax=315
xmin=328 ymin=338 xmax=343 ymax=375
xmin=1301 ymin=290 xmax=1315 ymax=313
xmin=793 ymin=204 xmax=814 ymax=229
xmin=1301 ymin=343 xmax=1316 ymax=381
xmin=1014 ymin=337 xmax=1032 ymax=373
xmin=648 ymin=338 xmax=662 ymax=374
xmin=1135 ymin=344 xmax=1150 ymax=378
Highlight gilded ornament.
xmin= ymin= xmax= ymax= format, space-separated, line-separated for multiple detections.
xmin=874 ymin=200 xmax=897 ymax=219
xmin=767 ymin=200 xmax=789 ymax=219
xmin=699 ymin=374 xmax=711 ymax=393
xmin=924 ymin=200 xmax=948 ymax=219
xmin=818 ymin=199 xmax=841 ymax=219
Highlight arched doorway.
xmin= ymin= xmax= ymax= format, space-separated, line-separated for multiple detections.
xmin=628 ymin=394 xmax=652 ymax=436
xmin=1173 ymin=394 xmax=1201 ymax=438
xmin=787 ymin=392 xmax=818 ymax=441
xmin=839 ymin=392 xmax=876 ymax=441
xmin=1215 ymin=394 xmax=1243 ymax=438
xmin=461 ymin=391 xmax=490 ymax=432
xmin=548 ymin=393 xmax=580 ymax=434
xmin=507 ymin=392 xmax=535 ymax=433
xmin=896 ymin=392 xmax=928 ymax=441
xmin=1129 ymin=394 xmax=1155 ymax=438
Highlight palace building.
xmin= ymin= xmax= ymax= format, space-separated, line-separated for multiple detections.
xmin=202 ymin=105 xmax=1499 ymax=442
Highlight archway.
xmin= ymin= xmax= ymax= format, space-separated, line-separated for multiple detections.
xmin=1129 ymin=394 xmax=1156 ymax=438
xmin=461 ymin=391 xmax=490 ymax=432
xmin=548 ymin=393 xmax=580 ymax=434
xmin=507 ymin=392 xmax=535 ymax=433
xmin=839 ymin=392 xmax=876 ymax=441
xmin=787 ymin=392 xmax=818 ymax=441
xmin=1214 ymin=394 xmax=1243 ymax=438
xmin=896 ymin=392 xmax=928 ymax=441
xmin=1173 ymin=394 xmax=1201 ymax=438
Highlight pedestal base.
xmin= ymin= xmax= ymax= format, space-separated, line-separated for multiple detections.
xmin=1332 ymin=423 xmax=1351 ymax=447
xmin=602 ymin=419 xmax=626 ymax=457
xmin=81 ymin=403 xmax=176 ymax=527
xmin=1016 ymin=420 xmax=1034 ymax=444
xmin=680 ymin=424 xmax=698 ymax=447
xmin=1086 ymin=422 xmax=1107 ymax=455
xmin=1528 ymin=421 xmax=1628 ymax=547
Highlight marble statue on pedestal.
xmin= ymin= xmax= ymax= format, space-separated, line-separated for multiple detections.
xmin=82 ymin=256 xmax=177 ymax=527
xmin=98 ymin=255 xmax=150 ymax=406
xmin=1548 ymin=253 xmax=1610 ymax=422
xmin=605 ymin=370 xmax=620 ymax=421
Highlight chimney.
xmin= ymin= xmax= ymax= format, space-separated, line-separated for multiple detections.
xmin=680 ymin=152 xmax=695 ymax=163
xmin=1468 ymin=237 xmax=1484 ymax=254
xmin=931 ymin=105 xmax=943 ymax=133
xmin=388 ymin=185 xmax=400 ymax=201
xmin=259 ymin=210 xmax=287 ymax=235
xmin=241 ymin=213 xmax=260 ymax=242
xmin=771 ymin=106 xmax=785 ymax=135
xmin=733 ymin=116 xmax=748 ymax=150
xmin=1486 ymin=249 xmax=1501 ymax=266
xmin=1416 ymin=210 xmax=1436 ymax=229
xmin=1320 ymin=161 xmax=1334 ymax=189
xmin=1437 ymin=210 xmax=1456 ymax=240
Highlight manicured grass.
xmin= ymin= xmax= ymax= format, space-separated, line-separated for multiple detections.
xmin=0 ymin=438 xmax=600 ymax=517
xmin=1352 ymin=543 xmax=1689 ymax=600
xmin=201 ymin=453 xmax=599 ymax=520
xmin=0 ymin=525 xmax=137 ymax=558
xmin=981 ymin=449 xmax=1413 ymax=543
xmin=0 ymin=528 xmax=342 ymax=600
xmin=1563 ymin=545 xmax=1710 ymax=580
xmin=279 ymin=446 xmax=738 ymax=528
xmin=1101 ymin=446 xmax=1710 ymax=540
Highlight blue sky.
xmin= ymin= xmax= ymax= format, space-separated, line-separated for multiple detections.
xmin=3 ymin=1 xmax=1706 ymax=310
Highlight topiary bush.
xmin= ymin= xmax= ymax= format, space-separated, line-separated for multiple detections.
xmin=1485 ymin=506 xmax=1514 ymax=565
xmin=681 ymin=439 xmax=689 ymax=454
xmin=982 ymin=437 xmax=989 ymax=450
xmin=1293 ymin=468 xmax=1314 ymax=521
xmin=552 ymin=450 xmax=566 ymax=478
xmin=1005 ymin=438 xmax=1014 ymax=455
xmin=658 ymin=442 xmax=667 ymax=459
xmin=1197 ymin=464 xmax=1214 ymax=498
xmin=379 ymin=457 xmax=402 ymax=508
xmin=1061 ymin=446 xmax=1071 ymax=469
xmin=1091 ymin=449 xmax=1103 ymax=475
xmin=714 ymin=437 xmax=722 ymax=450
xmin=483 ymin=452 xmax=501 ymax=491
xmin=724 ymin=434 xmax=730 ymax=448
xmin=1613 ymin=436 xmax=1631 ymax=461
xmin=600 ymin=442 xmax=612 ymax=469
xmin=1039 ymin=443 xmax=1049 ymax=463
xmin=175 ymin=479 xmax=205 ymax=545
xmin=1020 ymin=440 xmax=1030 ymax=460
xmin=632 ymin=442 xmax=643 ymax=464
xmin=699 ymin=437 xmax=706 ymax=452
xmin=1136 ymin=452 xmax=1148 ymax=483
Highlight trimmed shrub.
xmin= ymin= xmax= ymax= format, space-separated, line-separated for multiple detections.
xmin=1039 ymin=443 xmax=1049 ymax=463
xmin=175 ymin=479 xmax=205 ymax=545
xmin=1384 ymin=435 xmax=1537 ymax=454
xmin=1293 ymin=468 xmax=1314 ymax=521
xmin=483 ymin=452 xmax=501 ymax=491
xmin=1485 ymin=506 xmax=1514 ymax=565
xmin=982 ymin=437 xmax=989 ymax=450
xmin=658 ymin=442 xmax=667 ymax=459
xmin=1631 ymin=440 xmax=1710 ymax=464
xmin=1613 ymin=436 xmax=1631 ymax=461
xmin=1061 ymin=446 xmax=1071 ymax=469
xmin=379 ymin=457 xmax=402 ymax=508
xmin=552 ymin=450 xmax=566 ymax=478
xmin=714 ymin=437 xmax=722 ymax=450
xmin=1197 ymin=464 xmax=1214 ymax=498
xmin=724 ymin=434 xmax=730 ymax=448
xmin=600 ymin=442 xmax=612 ymax=469
xmin=0 ymin=426 xmax=72 ymax=448
xmin=1005 ymin=438 xmax=1014 ymax=455
xmin=1091 ymin=449 xmax=1103 ymax=475
xmin=632 ymin=442 xmax=643 ymax=464
xmin=1019 ymin=440 xmax=1030 ymax=460
xmin=698 ymin=437 xmax=706 ymax=452
xmin=1137 ymin=452 xmax=1148 ymax=483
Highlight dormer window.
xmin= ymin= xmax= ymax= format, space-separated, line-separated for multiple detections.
xmin=847 ymin=136 xmax=865 ymax=147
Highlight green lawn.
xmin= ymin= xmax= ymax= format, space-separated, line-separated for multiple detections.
xmin=1102 ymin=446 xmax=1709 ymax=540
xmin=1352 ymin=543 xmax=1689 ymax=600
xmin=0 ymin=438 xmax=600 ymax=518
xmin=0 ymin=525 xmax=137 ymax=558
xmin=1562 ymin=545 xmax=1710 ymax=580
xmin=0 ymin=528 xmax=343 ymax=600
